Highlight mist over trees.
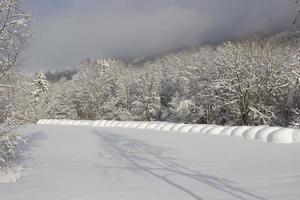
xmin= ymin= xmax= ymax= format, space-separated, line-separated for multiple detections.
xmin=45 ymin=69 xmax=77 ymax=81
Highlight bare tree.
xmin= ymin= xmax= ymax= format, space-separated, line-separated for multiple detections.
xmin=0 ymin=0 xmax=31 ymax=79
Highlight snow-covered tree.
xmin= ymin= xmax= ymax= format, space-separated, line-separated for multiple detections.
xmin=158 ymin=46 xmax=216 ymax=123
xmin=0 ymin=0 xmax=32 ymax=79
xmin=130 ymin=63 xmax=161 ymax=121
xmin=0 ymin=71 xmax=29 ymax=168
xmin=71 ymin=58 xmax=123 ymax=120
xmin=110 ymin=67 xmax=134 ymax=120
xmin=32 ymin=72 xmax=48 ymax=101
xmin=211 ymin=40 xmax=292 ymax=125
xmin=0 ymin=0 xmax=32 ymax=168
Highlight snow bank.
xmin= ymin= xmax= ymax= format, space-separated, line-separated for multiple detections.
xmin=37 ymin=119 xmax=300 ymax=144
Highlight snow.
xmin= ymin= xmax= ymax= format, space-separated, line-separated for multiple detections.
xmin=0 ymin=168 xmax=22 ymax=183
xmin=38 ymin=119 xmax=300 ymax=143
xmin=0 ymin=123 xmax=300 ymax=199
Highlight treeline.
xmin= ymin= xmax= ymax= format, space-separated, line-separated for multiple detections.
xmin=2 ymin=32 xmax=300 ymax=130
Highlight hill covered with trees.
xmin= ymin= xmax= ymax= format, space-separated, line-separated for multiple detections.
xmin=2 ymin=32 xmax=299 ymax=131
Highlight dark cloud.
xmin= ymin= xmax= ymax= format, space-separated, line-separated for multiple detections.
xmin=23 ymin=0 xmax=298 ymax=71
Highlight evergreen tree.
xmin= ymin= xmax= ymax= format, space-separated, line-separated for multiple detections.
xmin=32 ymin=72 xmax=48 ymax=101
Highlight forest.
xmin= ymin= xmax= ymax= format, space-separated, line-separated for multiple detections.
xmin=2 ymin=33 xmax=300 ymax=131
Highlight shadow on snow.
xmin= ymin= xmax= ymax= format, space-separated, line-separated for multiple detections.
xmin=94 ymin=130 xmax=266 ymax=200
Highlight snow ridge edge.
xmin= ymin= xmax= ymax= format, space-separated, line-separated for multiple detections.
xmin=37 ymin=120 xmax=300 ymax=144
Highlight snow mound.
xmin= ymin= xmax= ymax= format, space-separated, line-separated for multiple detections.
xmin=37 ymin=120 xmax=300 ymax=144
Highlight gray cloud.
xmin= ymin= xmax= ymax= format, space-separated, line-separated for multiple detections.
xmin=23 ymin=0 xmax=298 ymax=71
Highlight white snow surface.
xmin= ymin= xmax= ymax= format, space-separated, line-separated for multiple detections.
xmin=38 ymin=119 xmax=300 ymax=143
xmin=0 ymin=168 xmax=22 ymax=183
xmin=0 ymin=123 xmax=300 ymax=199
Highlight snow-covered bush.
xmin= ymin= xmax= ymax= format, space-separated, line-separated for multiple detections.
xmin=0 ymin=130 xmax=22 ymax=168
xmin=0 ymin=77 xmax=24 ymax=168
xmin=170 ymin=94 xmax=203 ymax=123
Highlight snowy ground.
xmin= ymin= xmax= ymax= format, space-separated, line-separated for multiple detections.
xmin=1 ymin=124 xmax=300 ymax=199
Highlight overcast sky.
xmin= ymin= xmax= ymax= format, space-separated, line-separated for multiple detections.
xmin=23 ymin=0 xmax=298 ymax=71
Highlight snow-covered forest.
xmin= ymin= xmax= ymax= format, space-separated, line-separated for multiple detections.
xmin=5 ymin=33 xmax=300 ymax=127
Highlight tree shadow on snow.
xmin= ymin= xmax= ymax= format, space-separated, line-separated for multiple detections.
xmin=94 ymin=130 xmax=266 ymax=200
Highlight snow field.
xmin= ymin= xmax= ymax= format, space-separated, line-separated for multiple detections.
xmin=37 ymin=119 xmax=300 ymax=144
xmin=1 ymin=124 xmax=300 ymax=199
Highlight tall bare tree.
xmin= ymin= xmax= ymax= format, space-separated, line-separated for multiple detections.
xmin=0 ymin=0 xmax=32 ymax=79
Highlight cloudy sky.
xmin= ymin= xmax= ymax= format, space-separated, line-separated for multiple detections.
xmin=23 ymin=0 xmax=298 ymax=71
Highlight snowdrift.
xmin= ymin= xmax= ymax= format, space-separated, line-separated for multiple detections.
xmin=37 ymin=120 xmax=300 ymax=144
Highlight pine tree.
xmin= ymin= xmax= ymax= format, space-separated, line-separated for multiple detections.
xmin=32 ymin=72 xmax=48 ymax=101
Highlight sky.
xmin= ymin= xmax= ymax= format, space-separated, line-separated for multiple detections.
xmin=23 ymin=0 xmax=298 ymax=71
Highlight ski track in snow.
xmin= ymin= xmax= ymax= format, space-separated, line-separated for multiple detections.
xmin=0 ymin=122 xmax=300 ymax=199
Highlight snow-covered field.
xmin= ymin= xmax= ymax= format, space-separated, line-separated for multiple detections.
xmin=0 ymin=122 xmax=300 ymax=199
